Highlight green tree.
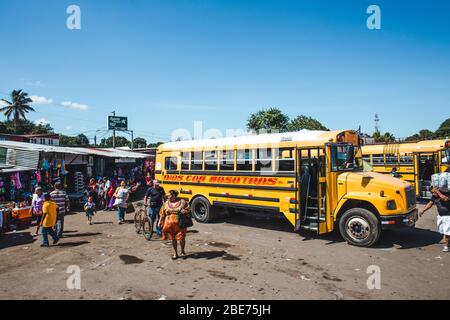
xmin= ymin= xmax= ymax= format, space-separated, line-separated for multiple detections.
xmin=32 ymin=123 xmax=54 ymax=134
xmin=148 ymin=142 xmax=165 ymax=148
xmin=133 ymin=137 xmax=147 ymax=148
xmin=373 ymin=131 xmax=396 ymax=143
xmin=99 ymin=136 xmax=130 ymax=148
xmin=247 ymin=108 xmax=290 ymax=133
xmin=0 ymin=122 xmax=7 ymax=134
xmin=287 ymin=115 xmax=329 ymax=131
xmin=0 ymin=90 xmax=35 ymax=133
xmin=60 ymin=134 xmax=90 ymax=146
xmin=435 ymin=118 xmax=450 ymax=138
xmin=4 ymin=119 xmax=34 ymax=135
xmin=406 ymin=129 xmax=435 ymax=141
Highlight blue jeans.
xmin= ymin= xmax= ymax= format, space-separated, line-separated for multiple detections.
xmin=118 ymin=207 xmax=126 ymax=222
xmin=148 ymin=207 xmax=162 ymax=235
xmin=42 ymin=227 xmax=59 ymax=246
xmin=55 ymin=215 xmax=64 ymax=237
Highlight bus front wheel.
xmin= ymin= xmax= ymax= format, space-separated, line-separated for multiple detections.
xmin=191 ymin=197 xmax=215 ymax=223
xmin=339 ymin=208 xmax=381 ymax=247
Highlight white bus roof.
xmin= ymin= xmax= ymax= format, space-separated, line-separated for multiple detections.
xmin=159 ymin=130 xmax=352 ymax=150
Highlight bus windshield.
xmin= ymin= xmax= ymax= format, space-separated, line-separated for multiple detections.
xmin=330 ymin=144 xmax=362 ymax=172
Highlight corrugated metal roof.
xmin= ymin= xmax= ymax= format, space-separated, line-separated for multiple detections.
xmin=0 ymin=141 xmax=87 ymax=155
xmin=71 ymin=147 xmax=148 ymax=159
xmin=0 ymin=164 xmax=34 ymax=174
xmin=6 ymin=149 xmax=40 ymax=168
xmin=0 ymin=141 xmax=148 ymax=159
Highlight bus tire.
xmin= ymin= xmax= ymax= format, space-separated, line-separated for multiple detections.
xmin=191 ymin=197 xmax=215 ymax=223
xmin=339 ymin=208 xmax=381 ymax=247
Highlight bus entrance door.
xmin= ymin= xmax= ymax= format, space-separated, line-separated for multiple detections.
xmin=417 ymin=153 xmax=436 ymax=198
xmin=296 ymin=148 xmax=327 ymax=234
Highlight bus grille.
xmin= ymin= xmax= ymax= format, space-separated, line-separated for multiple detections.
xmin=406 ymin=187 xmax=416 ymax=209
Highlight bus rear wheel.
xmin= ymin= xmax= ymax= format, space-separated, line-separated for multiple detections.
xmin=191 ymin=197 xmax=215 ymax=223
xmin=339 ymin=208 xmax=381 ymax=247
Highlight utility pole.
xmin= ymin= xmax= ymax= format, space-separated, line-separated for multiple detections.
xmin=130 ymin=130 xmax=134 ymax=151
xmin=94 ymin=136 xmax=97 ymax=146
xmin=111 ymin=111 xmax=116 ymax=149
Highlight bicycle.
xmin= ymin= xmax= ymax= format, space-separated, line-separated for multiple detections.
xmin=134 ymin=204 xmax=154 ymax=241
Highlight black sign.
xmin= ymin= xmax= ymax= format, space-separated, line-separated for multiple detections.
xmin=108 ymin=116 xmax=128 ymax=131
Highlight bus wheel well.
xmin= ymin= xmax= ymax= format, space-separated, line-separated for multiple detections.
xmin=190 ymin=194 xmax=210 ymax=205
xmin=336 ymin=200 xmax=380 ymax=223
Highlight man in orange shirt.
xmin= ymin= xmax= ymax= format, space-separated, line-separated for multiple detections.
xmin=40 ymin=193 xmax=60 ymax=248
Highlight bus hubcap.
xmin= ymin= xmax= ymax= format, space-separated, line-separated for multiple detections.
xmin=195 ymin=203 xmax=206 ymax=219
xmin=346 ymin=217 xmax=370 ymax=241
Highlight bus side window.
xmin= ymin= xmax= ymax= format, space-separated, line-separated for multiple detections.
xmin=165 ymin=157 xmax=178 ymax=171
xmin=256 ymin=148 xmax=272 ymax=172
xmin=275 ymin=148 xmax=294 ymax=172
xmin=205 ymin=151 xmax=218 ymax=171
xmin=400 ymin=154 xmax=413 ymax=165
xmin=372 ymin=154 xmax=384 ymax=164
xmin=191 ymin=152 xmax=203 ymax=171
xmin=386 ymin=154 xmax=399 ymax=166
xmin=181 ymin=152 xmax=190 ymax=170
xmin=237 ymin=149 xmax=253 ymax=171
xmin=220 ymin=150 xmax=235 ymax=171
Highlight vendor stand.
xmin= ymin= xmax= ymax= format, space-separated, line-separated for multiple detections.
xmin=0 ymin=165 xmax=35 ymax=232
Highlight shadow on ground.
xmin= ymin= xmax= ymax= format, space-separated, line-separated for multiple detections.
xmin=0 ymin=232 xmax=36 ymax=250
xmin=57 ymin=241 xmax=90 ymax=248
xmin=211 ymin=210 xmax=442 ymax=250
xmin=62 ymin=232 xmax=102 ymax=238
xmin=184 ymin=251 xmax=228 ymax=260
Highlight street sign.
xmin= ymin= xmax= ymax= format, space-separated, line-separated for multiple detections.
xmin=108 ymin=116 xmax=128 ymax=131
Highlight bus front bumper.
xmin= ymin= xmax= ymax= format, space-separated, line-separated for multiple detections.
xmin=380 ymin=209 xmax=419 ymax=230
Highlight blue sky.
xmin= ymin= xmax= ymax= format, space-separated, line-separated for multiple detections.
xmin=0 ymin=0 xmax=449 ymax=143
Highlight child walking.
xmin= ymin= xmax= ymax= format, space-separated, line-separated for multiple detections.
xmin=84 ymin=196 xmax=97 ymax=225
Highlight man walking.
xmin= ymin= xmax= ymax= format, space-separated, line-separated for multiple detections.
xmin=420 ymin=187 xmax=450 ymax=252
xmin=40 ymin=193 xmax=59 ymax=248
xmin=50 ymin=182 xmax=69 ymax=238
xmin=144 ymin=180 xmax=166 ymax=236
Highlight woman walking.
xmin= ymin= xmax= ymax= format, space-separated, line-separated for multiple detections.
xmin=159 ymin=190 xmax=191 ymax=260
xmin=32 ymin=187 xmax=45 ymax=236
xmin=114 ymin=180 xmax=130 ymax=225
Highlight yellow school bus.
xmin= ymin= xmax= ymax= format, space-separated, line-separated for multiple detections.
xmin=155 ymin=130 xmax=418 ymax=247
xmin=362 ymin=140 xmax=450 ymax=198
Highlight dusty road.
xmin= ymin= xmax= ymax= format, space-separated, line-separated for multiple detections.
xmin=0 ymin=202 xmax=449 ymax=300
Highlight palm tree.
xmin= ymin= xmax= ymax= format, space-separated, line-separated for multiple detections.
xmin=0 ymin=89 xmax=35 ymax=133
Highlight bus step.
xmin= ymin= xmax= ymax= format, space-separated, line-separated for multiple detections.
xmin=307 ymin=206 xmax=325 ymax=212
xmin=305 ymin=215 xmax=326 ymax=222
xmin=302 ymin=223 xmax=318 ymax=231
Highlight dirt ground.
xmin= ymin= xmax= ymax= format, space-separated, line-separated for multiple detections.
xmin=0 ymin=202 xmax=449 ymax=300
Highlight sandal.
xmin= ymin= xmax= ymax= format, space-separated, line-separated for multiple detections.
xmin=171 ymin=254 xmax=179 ymax=260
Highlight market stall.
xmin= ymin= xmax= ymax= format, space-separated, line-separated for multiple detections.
xmin=0 ymin=164 xmax=35 ymax=232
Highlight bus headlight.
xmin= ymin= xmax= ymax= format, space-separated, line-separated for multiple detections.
xmin=387 ymin=200 xmax=397 ymax=210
